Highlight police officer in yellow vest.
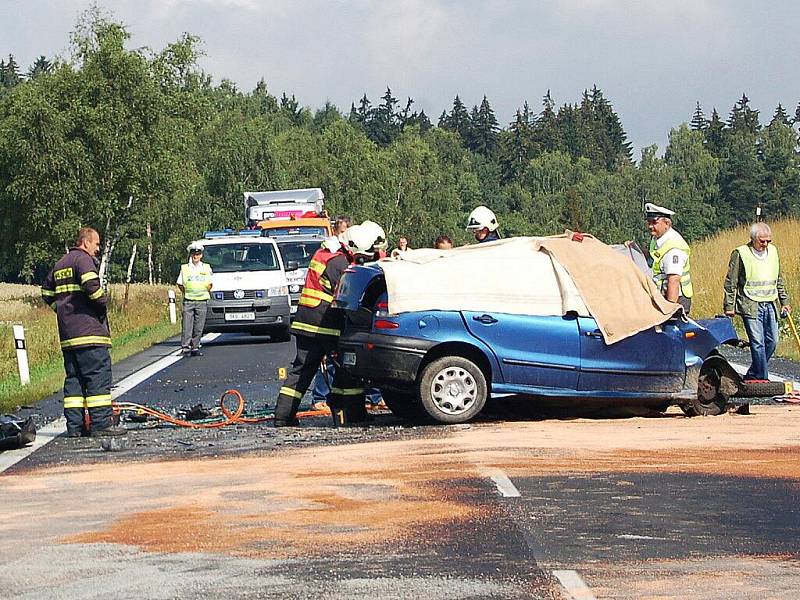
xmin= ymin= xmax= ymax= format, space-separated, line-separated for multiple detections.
xmin=645 ymin=202 xmax=693 ymax=313
xmin=177 ymin=241 xmax=213 ymax=356
xmin=724 ymin=222 xmax=791 ymax=381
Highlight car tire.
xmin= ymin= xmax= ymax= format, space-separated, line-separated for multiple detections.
xmin=418 ymin=356 xmax=487 ymax=424
xmin=687 ymin=372 xmax=727 ymax=416
xmin=381 ymin=390 xmax=428 ymax=422
xmin=735 ymin=379 xmax=787 ymax=398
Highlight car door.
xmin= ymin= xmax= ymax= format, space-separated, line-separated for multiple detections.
xmin=463 ymin=312 xmax=580 ymax=390
xmin=577 ymin=316 xmax=684 ymax=393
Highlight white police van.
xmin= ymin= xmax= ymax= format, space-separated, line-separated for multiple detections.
xmin=197 ymin=230 xmax=295 ymax=341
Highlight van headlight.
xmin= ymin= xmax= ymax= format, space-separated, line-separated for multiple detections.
xmin=267 ymin=286 xmax=289 ymax=297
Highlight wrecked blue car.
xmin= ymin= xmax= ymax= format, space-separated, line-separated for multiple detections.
xmin=333 ymin=237 xmax=783 ymax=424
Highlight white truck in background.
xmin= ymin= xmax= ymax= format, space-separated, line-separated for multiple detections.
xmin=244 ymin=187 xmax=326 ymax=228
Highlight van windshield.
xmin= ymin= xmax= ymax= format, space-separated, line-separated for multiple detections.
xmin=263 ymin=226 xmax=328 ymax=237
xmin=278 ymin=240 xmax=323 ymax=269
xmin=203 ymin=243 xmax=280 ymax=273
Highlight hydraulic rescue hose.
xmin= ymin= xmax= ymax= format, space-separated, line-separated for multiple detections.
xmin=113 ymin=389 xmax=330 ymax=429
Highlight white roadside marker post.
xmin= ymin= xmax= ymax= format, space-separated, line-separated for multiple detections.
xmin=168 ymin=289 xmax=177 ymax=324
xmin=13 ymin=325 xmax=30 ymax=385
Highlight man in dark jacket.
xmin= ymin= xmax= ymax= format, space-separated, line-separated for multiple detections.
xmin=41 ymin=227 xmax=126 ymax=437
xmin=273 ymin=222 xmax=387 ymax=427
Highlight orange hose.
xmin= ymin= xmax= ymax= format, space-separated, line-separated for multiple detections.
xmin=114 ymin=389 xmax=331 ymax=429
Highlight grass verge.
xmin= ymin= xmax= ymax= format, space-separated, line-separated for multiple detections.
xmin=0 ymin=283 xmax=180 ymax=413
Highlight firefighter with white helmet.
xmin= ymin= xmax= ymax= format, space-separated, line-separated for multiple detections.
xmin=177 ymin=241 xmax=213 ymax=356
xmin=274 ymin=221 xmax=386 ymax=427
xmin=466 ymin=205 xmax=500 ymax=243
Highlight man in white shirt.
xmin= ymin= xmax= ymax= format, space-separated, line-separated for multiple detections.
xmin=645 ymin=203 xmax=693 ymax=313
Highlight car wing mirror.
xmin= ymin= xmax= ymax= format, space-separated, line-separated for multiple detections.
xmin=285 ymin=260 xmax=299 ymax=272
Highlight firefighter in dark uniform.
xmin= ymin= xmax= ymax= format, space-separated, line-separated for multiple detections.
xmin=274 ymin=221 xmax=387 ymax=427
xmin=41 ymin=227 xmax=126 ymax=437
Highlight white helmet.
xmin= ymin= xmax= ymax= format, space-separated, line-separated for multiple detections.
xmin=360 ymin=221 xmax=388 ymax=251
xmin=343 ymin=222 xmax=386 ymax=256
xmin=466 ymin=206 xmax=498 ymax=232
xmin=187 ymin=241 xmax=204 ymax=253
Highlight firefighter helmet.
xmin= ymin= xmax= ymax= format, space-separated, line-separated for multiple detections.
xmin=343 ymin=222 xmax=386 ymax=256
xmin=187 ymin=241 xmax=204 ymax=253
xmin=466 ymin=206 xmax=498 ymax=232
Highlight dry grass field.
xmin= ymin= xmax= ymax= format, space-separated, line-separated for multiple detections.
xmin=0 ymin=283 xmax=180 ymax=410
xmin=690 ymin=219 xmax=800 ymax=360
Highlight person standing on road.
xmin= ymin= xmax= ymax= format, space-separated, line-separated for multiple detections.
xmin=177 ymin=241 xmax=213 ymax=357
xmin=466 ymin=206 xmax=500 ymax=243
xmin=723 ymin=222 xmax=791 ymax=381
xmin=41 ymin=227 xmax=126 ymax=438
xmin=274 ymin=223 xmax=387 ymax=427
xmin=312 ymin=215 xmax=352 ymax=411
xmin=645 ymin=202 xmax=693 ymax=313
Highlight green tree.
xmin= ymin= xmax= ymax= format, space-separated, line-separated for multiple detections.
xmin=690 ymin=101 xmax=707 ymax=132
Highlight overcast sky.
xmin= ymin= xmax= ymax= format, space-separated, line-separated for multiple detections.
xmin=2 ymin=0 xmax=799 ymax=156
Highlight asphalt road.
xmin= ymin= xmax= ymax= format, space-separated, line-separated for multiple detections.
xmin=3 ymin=334 xmax=800 ymax=599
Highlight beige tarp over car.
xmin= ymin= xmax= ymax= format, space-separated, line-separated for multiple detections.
xmin=378 ymin=234 xmax=681 ymax=345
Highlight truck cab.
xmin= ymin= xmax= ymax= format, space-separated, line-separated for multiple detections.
xmin=197 ymin=230 xmax=293 ymax=341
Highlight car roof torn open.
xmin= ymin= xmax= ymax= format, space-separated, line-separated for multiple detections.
xmin=379 ymin=234 xmax=682 ymax=345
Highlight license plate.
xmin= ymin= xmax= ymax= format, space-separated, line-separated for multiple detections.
xmin=225 ymin=311 xmax=255 ymax=321
xmin=290 ymin=305 xmax=298 ymax=314
xmin=342 ymin=352 xmax=357 ymax=366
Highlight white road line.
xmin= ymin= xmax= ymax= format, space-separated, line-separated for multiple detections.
xmin=482 ymin=467 xmax=521 ymax=498
xmin=552 ymin=570 xmax=596 ymax=600
xmin=728 ymin=360 xmax=786 ymax=382
xmin=0 ymin=332 xmax=220 ymax=474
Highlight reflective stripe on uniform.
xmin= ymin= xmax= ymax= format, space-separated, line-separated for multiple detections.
xmin=279 ymin=386 xmax=303 ymax=399
xmin=63 ymin=396 xmax=85 ymax=409
xmin=55 ymin=284 xmax=82 ymax=294
xmin=88 ymin=288 xmax=104 ymax=300
xmin=41 ymin=288 xmax=55 ymax=297
xmin=85 ymin=394 xmax=112 ymax=407
xmin=60 ymin=335 xmax=112 ymax=348
xmin=330 ymin=387 xmax=364 ymax=396
xmin=290 ymin=321 xmax=341 ymax=337
xmin=298 ymin=296 xmax=322 ymax=308
xmin=308 ymin=260 xmax=326 ymax=274
xmin=80 ymin=272 xmax=99 ymax=283
xmin=301 ymin=288 xmax=334 ymax=302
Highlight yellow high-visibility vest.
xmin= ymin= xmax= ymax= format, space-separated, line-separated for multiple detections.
xmin=181 ymin=263 xmax=212 ymax=301
xmin=649 ymin=234 xmax=693 ymax=299
xmin=737 ymin=244 xmax=779 ymax=302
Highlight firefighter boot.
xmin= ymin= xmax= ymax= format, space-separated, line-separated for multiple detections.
xmin=274 ymin=395 xmax=300 ymax=427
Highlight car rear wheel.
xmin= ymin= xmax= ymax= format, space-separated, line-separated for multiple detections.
xmin=418 ymin=356 xmax=487 ymax=424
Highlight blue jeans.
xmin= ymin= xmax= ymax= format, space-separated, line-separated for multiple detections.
xmin=311 ymin=357 xmax=335 ymax=402
xmin=312 ymin=357 xmax=382 ymax=404
xmin=742 ymin=302 xmax=779 ymax=380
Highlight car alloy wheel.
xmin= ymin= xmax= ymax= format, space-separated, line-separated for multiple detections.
xmin=419 ymin=356 xmax=487 ymax=424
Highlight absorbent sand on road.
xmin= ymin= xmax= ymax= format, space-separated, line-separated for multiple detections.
xmin=1 ymin=405 xmax=799 ymax=599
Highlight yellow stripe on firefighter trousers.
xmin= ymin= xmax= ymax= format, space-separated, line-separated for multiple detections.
xmin=86 ymin=394 xmax=112 ymax=407
xmin=279 ymin=386 xmax=304 ymax=399
xmin=63 ymin=396 xmax=86 ymax=409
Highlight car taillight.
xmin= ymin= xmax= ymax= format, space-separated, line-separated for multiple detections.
xmin=374 ymin=319 xmax=399 ymax=330
xmin=375 ymin=301 xmax=389 ymax=317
